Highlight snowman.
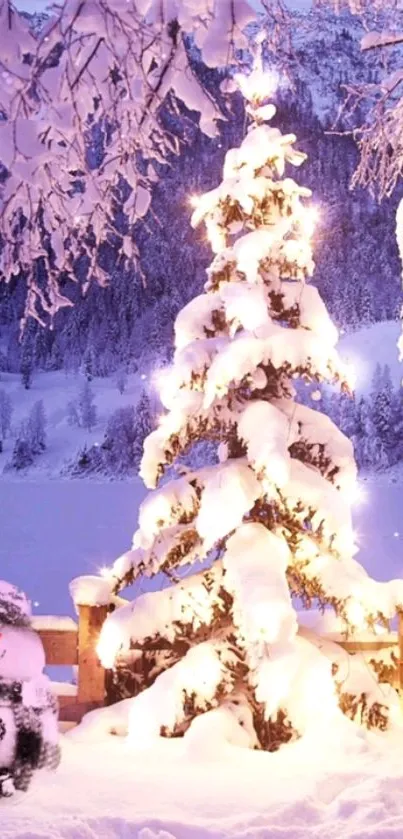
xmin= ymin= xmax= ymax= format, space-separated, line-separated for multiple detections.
xmin=0 ymin=581 xmax=60 ymax=797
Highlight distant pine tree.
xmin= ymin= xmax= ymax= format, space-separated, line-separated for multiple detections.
xmin=0 ymin=390 xmax=13 ymax=449
xmin=6 ymin=400 xmax=47 ymax=470
xmin=371 ymin=363 xmax=393 ymax=442
xmin=78 ymin=381 xmax=97 ymax=431
xmin=133 ymin=390 xmax=153 ymax=470
xmin=27 ymin=400 xmax=46 ymax=454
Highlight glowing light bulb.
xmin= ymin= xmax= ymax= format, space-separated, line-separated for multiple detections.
xmin=235 ymin=69 xmax=279 ymax=104
xmin=311 ymin=389 xmax=322 ymax=402
xmin=97 ymin=620 xmax=122 ymax=668
xmin=299 ymin=206 xmax=319 ymax=239
xmin=345 ymin=482 xmax=367 ymax=507
xmin=346 ymin=599 xmax=366 ymax=629
xmin=151 ymin=366 xmax=170 ymax=395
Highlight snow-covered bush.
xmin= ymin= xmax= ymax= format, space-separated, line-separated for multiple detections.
xmin=69 ymin=390 xmax=153 ymax=477
xmin=27 ymin=400 xmax=46 ymax=454
xmin=78 ymin=382 xmax=97 ymax=432
xmin=76 ymin=59 xmax=403 ymax=751
xmin=116 ymin=369 xmax=128 ymax=396
xmin=6 ymin=437 xmax=35 ymax=472
xmin=67 ymin=382 xmax=97 ymax=432
xmin=5 ymin=400 xmax=46 ymax=471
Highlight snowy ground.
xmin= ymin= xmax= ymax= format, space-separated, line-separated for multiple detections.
xmin=1 ymin=469 xmax=403 ymax=839
xmin=4 ymin=720 xmax=403 ymax=838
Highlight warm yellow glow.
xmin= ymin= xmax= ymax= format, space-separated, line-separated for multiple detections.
xmin=235 ymin=69 xmax=279 ymax=104
xmin=345 ymin=482 xmax=367 ymax=508
xmin=299 ymin=206 xmax=319 ymax=239
xmin=346 ymin=599 xmax=366 ymax=629
xmin=96 ymin=620 xmax=123 ymax=669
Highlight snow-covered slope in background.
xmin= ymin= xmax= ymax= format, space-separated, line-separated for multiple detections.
xmin=339 ymin=320 xmax=401 ymax=393
xmin=272 ymin=6 xmax=403 ymax=127
xmin=0 ymin=319 xmax=399 ymax=478
xmin=0 ymin=369 xmax=149 ymax=477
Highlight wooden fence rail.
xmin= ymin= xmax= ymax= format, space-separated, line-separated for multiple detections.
xmin=33 ymin=607 xmax=403 ymax=724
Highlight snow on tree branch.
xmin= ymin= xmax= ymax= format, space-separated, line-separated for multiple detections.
xmin=0 ymin=0 xmax=263 ymax=323
xmin=73 ymin=46 xmax=403 ymax=751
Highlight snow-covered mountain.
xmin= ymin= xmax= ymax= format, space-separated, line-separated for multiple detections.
xmin=271 ymin=8 xmax=402 ymax=126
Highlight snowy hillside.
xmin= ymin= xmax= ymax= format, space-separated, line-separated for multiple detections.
xmin=0 ymin=369 xmax=153 ymax=477
xmin=0 ymin=319 xmax=399 ymax=477
xmin=278 ymin=7 xmax=403 ymax=127
xmin=339 ymin=320 xmax=402 ymax=393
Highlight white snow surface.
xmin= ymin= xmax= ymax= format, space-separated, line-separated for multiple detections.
xmin=97 ymin=564 xmax=224 ymax=668
xmin=69 ymin=574 xmax=115 ymax=608
xmin=224 ymin=523 xmax=296 ymax=650
xmin=5 ymin=721 xmax=403 ymax=838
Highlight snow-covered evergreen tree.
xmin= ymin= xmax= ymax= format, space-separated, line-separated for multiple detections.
xmin=27 ymin=400 xmax=46 ymax=455
xmin=116 ymin=369 xmax=128 ymax=396
xmin=6 ymin=399 xmax=46 ymax=470
xmin=371 ymin=363 xmax=393 ymax=444
xmin=66 ymin=399 xmax=80 ymax=428
xmin=132 ymin=390 xmax=154 ymax=470
xmin=0 ymin=390 xmax=13 ymax=449
xmin=77 ymin=382 xmax=97 ymax=432
xmin=20 ymin=321 xmax=37 ymax=390
xmin=87 ymin=63 xmax=403 ymax=750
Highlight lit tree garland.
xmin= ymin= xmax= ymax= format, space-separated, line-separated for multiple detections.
xmin=84 ymin=55 xmax=403 ymax=749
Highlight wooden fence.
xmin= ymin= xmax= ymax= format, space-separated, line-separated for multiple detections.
xmin=34 ymin=608 xmax=403 ymax=723
xmin=33 ymin=605 xmax=108 ymax=722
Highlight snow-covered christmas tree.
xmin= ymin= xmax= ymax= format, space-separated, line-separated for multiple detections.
xmin=88 ymin=58 xmax=403 ymax=750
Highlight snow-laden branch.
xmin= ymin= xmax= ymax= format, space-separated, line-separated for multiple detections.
xmin=0 ymin=0 xmax=262 ymax=322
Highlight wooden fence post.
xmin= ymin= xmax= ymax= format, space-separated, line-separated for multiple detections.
xmin=77 ymin=604 xmax=107 ymax=708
